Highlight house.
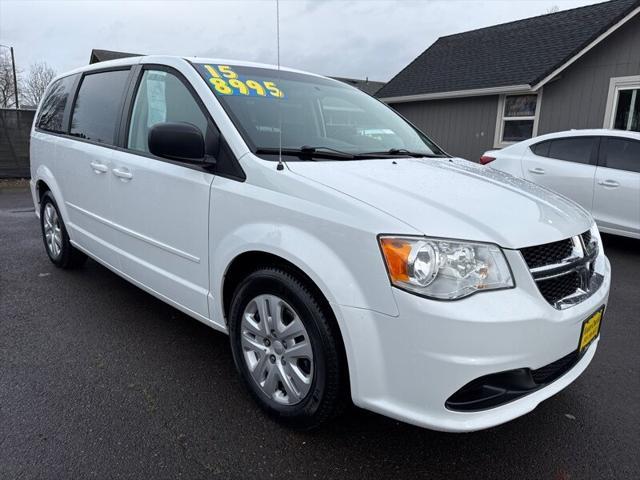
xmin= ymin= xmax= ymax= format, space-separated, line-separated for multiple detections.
xmin=89 ymin=49 xmax=385 ymax=95
xmin=89 ymin=49 xmax=141 ymax=64
xmin=376 ymin=0 xmax=640 ymax=161
xmin=331 ymin=77 xmax=385 ymax=96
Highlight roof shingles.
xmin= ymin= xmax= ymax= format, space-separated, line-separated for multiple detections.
xmin=376 ymin=0 xmax=640 ymax=98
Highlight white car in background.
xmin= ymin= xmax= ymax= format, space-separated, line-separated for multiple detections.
xmin=482 ymin=129 xmax=640 ymax=239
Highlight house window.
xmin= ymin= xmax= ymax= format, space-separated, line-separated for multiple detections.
xmin=604 ymin=75 xmax=640 ymax=132
xmin=613 ymin=88 xmax=640 ymax=132
xmin=495 ymin=93 xmax=541 ymax=147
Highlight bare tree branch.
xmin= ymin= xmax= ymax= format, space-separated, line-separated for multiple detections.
xmin=0 ymin=50 xmax=23 ymax=109
xmin=22 ymin=61 xmax=57 ymax=108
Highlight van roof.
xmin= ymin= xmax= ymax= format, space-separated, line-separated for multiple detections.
xmin=58 ymin=55 xmax=326 ymax=81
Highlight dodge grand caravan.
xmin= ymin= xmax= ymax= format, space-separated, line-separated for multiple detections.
xmin=30 ymin=56 xmax=610 ymax=432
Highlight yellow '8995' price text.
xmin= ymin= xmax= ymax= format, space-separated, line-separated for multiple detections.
xmin=204 ymin=65 xmax=284 ymax=98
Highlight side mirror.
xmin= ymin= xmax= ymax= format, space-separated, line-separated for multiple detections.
xmin=148 ymin=122 xmax=205 ymax=162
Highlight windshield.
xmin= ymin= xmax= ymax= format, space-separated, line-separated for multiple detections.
xmin=193 ymin=63 xmax=444 ymax=159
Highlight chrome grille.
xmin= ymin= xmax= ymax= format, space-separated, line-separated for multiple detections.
xmin=521 ymin=230 xmax=602 ymax=309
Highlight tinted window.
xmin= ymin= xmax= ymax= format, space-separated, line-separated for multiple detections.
xmin=36 ymin=75 xmax=76 ymax=133
xmin=601 ymin=137 xmax=640 ymax=173
xmin=531 ymin=140 xmax=551 ymax=157
xmin=547 ymin=137 xmax=596 ymax=164
xmin=128 ymin=70 xmax=208 ymax=153
xmin=70 ymin=69 xmax=130 ymax=145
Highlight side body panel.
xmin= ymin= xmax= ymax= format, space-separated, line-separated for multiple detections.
xmin=592 ymin=165 xmax=640 ymax=237
xmin=206 ymin=159 xmax=414 ymax=331
xmin=55 ymin=136 xmax=120 ymax=268
xmin=486 ymin=145 xmax=527 ymax=177
xmin=109 ymin=149 xmax=214 ymax=318
xmin=521 ymin=148 xmax=596 ymax=212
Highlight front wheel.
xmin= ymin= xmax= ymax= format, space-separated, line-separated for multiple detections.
xmin=228 ymin=267 xmax=347 ymax=429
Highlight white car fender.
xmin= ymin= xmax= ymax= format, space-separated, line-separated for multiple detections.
xmin=209 ymin=220 xmax=401 ymax=331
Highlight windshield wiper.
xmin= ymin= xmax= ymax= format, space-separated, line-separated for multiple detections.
xmin=359 ymin=148 xmax=446 ymax=158
xmin=255 ymin=146 xmax=356 ymax=160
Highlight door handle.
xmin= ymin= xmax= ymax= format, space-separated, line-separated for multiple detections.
xmin=112 ymin=167 xmax=133 ymax=181
xmin=528 ymin=167 xmax=545 ymax=174
xmin=598 ymin=179 xmax=619 ymax=188
xmin=90 ymin=161 xmax=109 ymax=174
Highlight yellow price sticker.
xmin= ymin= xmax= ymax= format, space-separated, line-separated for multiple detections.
xmin=202 ymin=64 xmax=285 ymax=98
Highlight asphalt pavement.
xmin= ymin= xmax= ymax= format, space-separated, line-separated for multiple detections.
xmin=1 ymin=184 xmax=639 ymax=479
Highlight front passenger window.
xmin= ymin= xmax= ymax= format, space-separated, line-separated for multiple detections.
xmin=128 ymin=70 xmax=208 ymax=153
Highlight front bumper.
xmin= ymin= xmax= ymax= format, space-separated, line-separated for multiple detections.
xmin=337 ymin=252 xmax=611 ymax=432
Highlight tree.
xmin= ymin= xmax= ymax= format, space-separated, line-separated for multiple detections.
xmin=22 ymin=61 xmax=57 ymax=108
xmin=0 ymin=49 xmax=21 ymax=109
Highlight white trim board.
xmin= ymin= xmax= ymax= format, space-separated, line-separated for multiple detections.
xmin=379 ymin=85 xmax=531 ymax=103
xmin=493 ymin=90 xmax=543 ymax=149
xmin=532 ymin=5 xmax=640 ymax=91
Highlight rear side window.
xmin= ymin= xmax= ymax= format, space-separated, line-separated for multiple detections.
xmin=127 ymin=69 xmax=208 ymax=153
xmin=530 ymin=140 xmax=551 ymax=157
xmin=546 ymin=137 xmax=596 ymax=164
xmin=601 ymin=137 xmax=640 ymax=173
xmin=70 ymin=69 xmax=130 ymax=145
xmin=36 ymin=75 xmax=76 ymax=133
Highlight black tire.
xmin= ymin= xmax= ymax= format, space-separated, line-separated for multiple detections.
xmin=229 ymin=266 xmax=347 ymax=429
xmin=40 ymin=191 xmax=87 ymax=269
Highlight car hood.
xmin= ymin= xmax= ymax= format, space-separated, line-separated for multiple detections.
xmin=287 ymin=157 xmax=592 ymax=249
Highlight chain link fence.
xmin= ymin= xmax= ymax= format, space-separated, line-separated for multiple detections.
xmin=0 ymin=109 xmax=35 ymax=178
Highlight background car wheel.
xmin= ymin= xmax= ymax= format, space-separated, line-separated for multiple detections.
xmin=229 ymin=266 xmax=347 ymax=429
xmin=40 ymin=191 xmax=87 ymax=269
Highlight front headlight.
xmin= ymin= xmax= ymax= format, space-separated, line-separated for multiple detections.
xmin=379 ymin=236 xmax=514 ymax=300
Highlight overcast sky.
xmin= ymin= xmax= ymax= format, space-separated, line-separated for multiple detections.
xmin=1 ymin=0 xmax=604 ymax=81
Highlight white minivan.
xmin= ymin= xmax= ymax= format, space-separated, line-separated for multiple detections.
xmin=30 ymin=56 xmax=610 ymax=432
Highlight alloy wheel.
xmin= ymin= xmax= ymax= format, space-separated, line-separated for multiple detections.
xmin=43 ymin=203 xmax=62 ymax=259
xmin=240 ymin=294 xmax=314 ymax=405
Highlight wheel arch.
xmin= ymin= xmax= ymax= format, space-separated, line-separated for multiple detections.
xmin=33 ymin=166 xmax=70 ymax=224
xmin=222 ymin=250 xmax=334 ymax=325
xmin=220 ymin=249 xmax=352 ymax=397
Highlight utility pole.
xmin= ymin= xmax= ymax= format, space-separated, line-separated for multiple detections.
xmin=0 ymin=44 xmax=19 ymax=109
xmin=10 ymin=47 xmax=19 ymax=109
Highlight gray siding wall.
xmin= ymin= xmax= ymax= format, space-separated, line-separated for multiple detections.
xmin=393 ymin=95 xmax=499 ymax=161
xmin=538 ymin=14 xmax=640 ymax=133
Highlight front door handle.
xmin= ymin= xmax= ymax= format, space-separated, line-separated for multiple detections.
xmin=598 ymin=179 xmax=619 ymax=188
xmin=112 ymin=167 xmax=133 ymax=181
xmin=528 ymin=167 xmax=545 ymax=174
xmin=90 ymin=161 xmax=109 ymax=174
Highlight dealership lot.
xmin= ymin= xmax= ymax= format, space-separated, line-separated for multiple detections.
xmin=1 ymin=185 xmax=638 ymax=479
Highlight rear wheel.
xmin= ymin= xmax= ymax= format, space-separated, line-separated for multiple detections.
xmin=229 ymin=266 xmax=347 ymax=429
xmin=40 ymin=191 xmax=87 ymax=269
